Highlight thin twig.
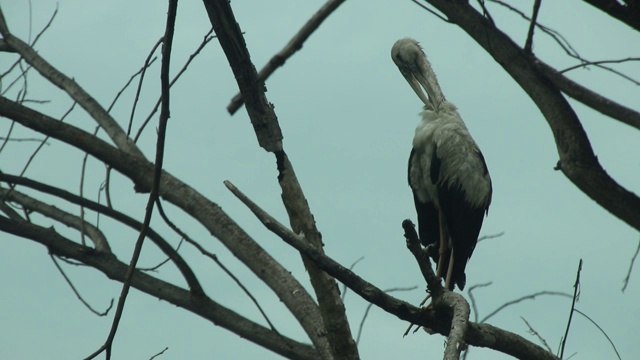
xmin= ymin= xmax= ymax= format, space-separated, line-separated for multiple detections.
xmin=410 ymin=0 xmax=451 ymax=22
xmin=108 ymin=57 xmax=158 ymax=113
xmin=356 ymin=286 xmax=417 ymax=345
xmin=85 ymin=2 xmax=178 ymax=359
xmin=521 ymin=316 xmax=552 ymax=353
xmin=134 ymin=28 xmax=215 ymax=142
xmin=467 ymin=281 xmax=492 ymax=322
xmin=127 ymin=38 xmax=163 ymax=136
xmin=524 ymin=0 xmax=542 ymax=54
xmin=560 ymin=57 xmax=640 ymax=74
xmin=573 ymin=309 xmax=621 ymax=360
xmin=481 ymin=291 xmax=572 ymax=323
xmin=50 ymin=255 xmax=114 ymax=316
xmin=154 ymin=198 xmax=279 ymax=332
xmin=149 ymin=347 xmax=169 ymax=360
xmin=622 ymin=237 xmax=640 ymax=292
xmin=138 ymin=238 xmax=184 ymax=272
xmin=227 ymin=0 xmax=346 ymax=114
xmin=559 ymin=259 xmax=582 ymax=359
xmin=341 ymin=256 xmax=364 ymax=302
xmin=487 ymin=0 xmax=581 ymax=58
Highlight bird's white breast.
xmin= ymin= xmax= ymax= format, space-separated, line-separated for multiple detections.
xmin=410 ymin=104 xmax=491 ymax=209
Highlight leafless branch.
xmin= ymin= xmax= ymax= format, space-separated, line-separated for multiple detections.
xmin=149 ymin=347 xmax=169 ymax=360
xmin=224 ymin=181 xmax=559 ymax=360
xmin=581 ymin=0 xmax=640 ymax=32
xmin=467 ymin=281 xmax=493 ymax=322
xmin=86 ymin=3 xmax=178 ymax=358
xmin=524 ymin=0 xmax=542 ymax=54
xmin=356 ymin=286 xmax=418 ymax=345
xmin=0 ymin=8 xmax=142 ymax=157
xmin=0 ymin=97 xmax=328 ymax=360
xmin=108 ymin=55 xmax=158 ymax=114
xmin=138 ymin=238 xmax=184 ymax=272
xmin=573 ymin=309 xmax=621 ymax=360
xmin=422 ymin=0 xmax=640 ymax=232
xmin=127 ymin=37 xmax=163 ymax=136
xmin=0 ymin=186 xmax=111 ymax=252
xmin=341 ymin=256 xmax=365 ymax=302
xmin=206 ymin=1 xmax=358 ymax=358
xmin=0 ymin=172 xmax=203 ymax=293
xmin=0 ymin=217 xmax=320 ymax=360
xmin=521 ymin=317 xmax=553 ymax=353
xmin=134 ymin=28 xmax=215 ymax=142
xmin=50 ymin=255 xmax=114 ymax=316
xmin=410 ymin=0 xmax=451 ymax=22
xmin=487 ymin=0 xmax=582 ymax=58
xmin=481 ymin=291 xmax=572 ymax=324
xmin=559 ymin=259 xmax=582 ymax=359
xmin=227 ymin=0 xmax=346 ymax=114
xmin=154 ymin=198 xmax=279 ymax=333
xmin=622 ymin=237 xmax=640 ymax=292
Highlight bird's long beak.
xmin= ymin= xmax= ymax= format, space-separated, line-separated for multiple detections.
xmin=402 ymin=70 xmax=432 ymax=108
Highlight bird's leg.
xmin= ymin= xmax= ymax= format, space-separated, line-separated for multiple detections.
xmin=444 ymin=248 xmax=455 ymax=290
xmin=436 ymin=210 xmax=448 ymax=279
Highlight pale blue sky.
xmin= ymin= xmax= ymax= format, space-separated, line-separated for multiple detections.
xmin=1 ymin=1 xmax=639 ymax=359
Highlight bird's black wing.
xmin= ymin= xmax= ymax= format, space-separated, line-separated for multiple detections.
xmin=408 ymin=149 xmax=440 ymax=251
xmin=433 ymin=147 xmax=490 ymax=290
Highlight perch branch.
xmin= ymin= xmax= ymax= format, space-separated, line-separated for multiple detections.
xmin=224 ymin=180 xmax=560 ymax=360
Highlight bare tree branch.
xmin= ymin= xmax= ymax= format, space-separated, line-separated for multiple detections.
xmin=524 ymin=0 xmax=542 ymax=54
xmin=521 ymin=317 xmax=553 ymax=353
xmin=0 ymin=217 xmax=320 ymax=360
xmin=0 ymin=172 xmax=203 ymax=295
xmin=0 ymin=8 xmax=143 ymax=157
xmin=581 ymin=0 xmax=640 ymax=32
xmin=224 ymin=180 xmax=560 ymax=360
xmin=204 ymin=2 xmax=357 ymax=358
xmin=0 ymin=97 xmax=330 ymax=359
xmin=226 ymin=0 xmax=346 ymax=114
xmin=423 ymin=0 xmax=640 ymax=232
xmin=573 ymin=309 xmax=621 ymax=360
xmin=0 ymin=186 xmax=111 ymax=252
xmin=560 ymin=259 xmax=582 ymax=359
xmin=133 ymin=28 xmax=215 ymax=143
xmin=50 ymin=254 xmax=114 ymax=316
xmin=622 ymin=236 xmax=640 ymax=292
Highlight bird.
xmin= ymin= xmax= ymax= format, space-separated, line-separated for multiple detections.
xmin=391 ymin=38 xmax=492 ymax=291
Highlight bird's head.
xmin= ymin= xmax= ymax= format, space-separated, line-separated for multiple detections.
xmin=391 ymin=38 xmax=445 ymax=111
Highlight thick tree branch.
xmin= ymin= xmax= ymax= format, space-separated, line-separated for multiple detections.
xmin=581 ymin=0 xmax=640 ymax=32
xmin=203 ymin=2 xmax=358 ymax=359
xmin=201 ymin=0 xmax=283 ymax=152
xmin=423 ymin=0 xmax=640 ymax=232
xmin=226 ymin=0 xmax=347 ymax=114
xmin=535 ymin=61 xmax=640 ymax=131
xmin=0 ymin=217 xmax=319 ymax=360
xmin=0 ymin=97 xmax=328 ymax=356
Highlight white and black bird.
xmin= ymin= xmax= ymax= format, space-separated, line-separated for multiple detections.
xmin=392 ymin=38 xmax=492 ymax=291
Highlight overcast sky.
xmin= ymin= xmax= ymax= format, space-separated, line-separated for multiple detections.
xmin=1 ymin=1 xmax=639 ymax=359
